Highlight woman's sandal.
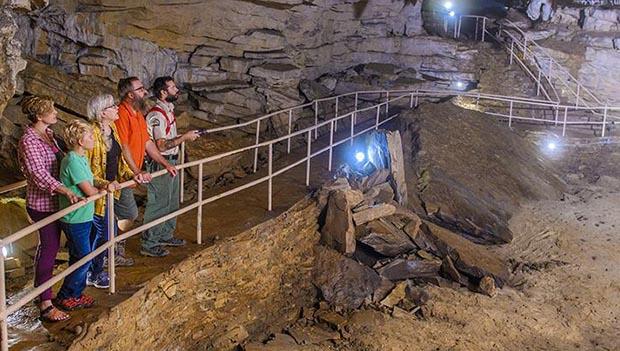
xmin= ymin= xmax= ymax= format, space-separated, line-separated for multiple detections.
xmin=40 ymin=305 xmax=70 ymax=323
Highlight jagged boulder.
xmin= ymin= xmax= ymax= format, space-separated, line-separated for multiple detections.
xmin=312 ymin=246 xmax=383 ymax=310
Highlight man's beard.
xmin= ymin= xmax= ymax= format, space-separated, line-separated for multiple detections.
xmin=132 ymin=97 xmax=148 ymax=113
xmin=165 ymin=94 xmax=178 ymax=103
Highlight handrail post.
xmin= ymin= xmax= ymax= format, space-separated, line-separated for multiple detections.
xmin=268 ymin=144 xmax=273 ymax=211
xmin=197 ymin=163 xmax=203 ymax=244
xmin=602 ymin=104 xmax=608 ymax=137
xmin=385 ymin=91 xmax=390 ymax=116
xmin=453 ymin=16 xmax=458 ymax=38
xmin=375 ymin=105 xmax=380 ymax=130
xmin=253 ymin=119 xmax=260 ymax=173
xmin=1 ymin=249 xmax=8 ymax=351
xmin=410 ymin=92 xmax=414 ymax=108
xmin=575 ymin=84 xmax=580 ymax=107
xmin=334 ymin=96 xmax=339 ymax=132
xmin=562 ymin=106 xmax=568 ymax=137
xmin=287 ymin=109 xmax=292 ymax=154
xmin=475 ymin=17 xmax=479 ymax=41
xmin=350 ymin=113 xmax=355 ymax=146
xmin=536 ymin=68 xmax=542 ymax=96
xmin=179 ymin=142 xmax=185 ymax=203
xmin=547 ymin=58 xmax=553 ymax=80
xmin=328 ymin=120 xmax=334 ymax=172
xmin=107 ymin=192 xmax=116 ymax=294
xmin=482 ymin=17 xmax=486 ymax=42
xmin=314 ymin=100 xmax=318 ymax=140
xmin=509 ymin=100 xmax=514 ymax=127
xmin=305 ymin=131 xmax=311 ymax=186
xmin=554 ymin=105 xmax=559 ymax=126
xmin=353 ymin=92 xmax=358 ymax=126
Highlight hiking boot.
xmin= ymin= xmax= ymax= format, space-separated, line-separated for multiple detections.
xmin=103 ymin=255 xmax=135 ymax=268
xmin=86 ymin=272 xmax=110 ymax=289
xmin=140 ymin=246 xmax=169 ymax=257
xmin=158 ymin=237 xmax=187 ymax=247
xmin=55 ymin=294 xmax=95 ymax=311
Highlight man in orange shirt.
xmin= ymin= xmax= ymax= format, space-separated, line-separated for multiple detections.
xmin=114 ymin=77 xmax=177 ymax=258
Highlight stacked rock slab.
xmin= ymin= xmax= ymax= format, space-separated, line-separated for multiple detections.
xmin=314 ymin=166 xmax=510 ymax=312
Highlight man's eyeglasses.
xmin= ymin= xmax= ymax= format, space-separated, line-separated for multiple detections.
xmin=132 ymin=86 xmax=146 ymax=92
xmin=104 ymin=104 xmax=118 ymax=110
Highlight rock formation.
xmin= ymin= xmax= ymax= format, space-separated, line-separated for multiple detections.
xmin=399 ymin=101 xmax=566 ymax=244
xmin=69 ymin=198 xmax=321 ymax=351
xmin=513 ymin=5 xmax=620 ymax=105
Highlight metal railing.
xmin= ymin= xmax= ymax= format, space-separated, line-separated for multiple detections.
xmin=449 ymin=13 xmax=615 ymax=123
xmin=1 ymin=87 xmax=620 ymax=350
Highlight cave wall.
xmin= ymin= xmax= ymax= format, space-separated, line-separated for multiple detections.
xmin=0 ymin=0 xmax=481 ymax=173
xmin=13 ymin=0 xmax=431 ymax=121
xmin=531 ymin=5 xmax=620 ymax=105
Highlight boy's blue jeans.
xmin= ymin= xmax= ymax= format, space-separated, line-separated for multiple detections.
xmin=57 ymin=221 xmax=93 ymax=299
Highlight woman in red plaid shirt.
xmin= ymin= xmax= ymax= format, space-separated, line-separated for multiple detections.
xmin=17 ymin=96 xmax=80 ymax=323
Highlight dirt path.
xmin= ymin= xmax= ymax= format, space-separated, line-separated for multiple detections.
xmin=342 ymin=184 xmax=620 ymax=351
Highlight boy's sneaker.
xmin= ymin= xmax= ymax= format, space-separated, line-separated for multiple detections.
xmin=87 ymin=272 xmax=110 ymax=289
xmin=140 ymin=246 xmax=169 ymax=257
xmin=55 ymin=294 xmax=95 ymax=311
xmin=158 ymin=237 xmax=187 ymax=247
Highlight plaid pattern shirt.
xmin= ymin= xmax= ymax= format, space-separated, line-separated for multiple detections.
xmin=17 ymin=126 xmax=63 ymax=212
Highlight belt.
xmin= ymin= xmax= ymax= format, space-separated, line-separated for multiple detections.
xmin=163 ymin=154 xmax=179 ymax=161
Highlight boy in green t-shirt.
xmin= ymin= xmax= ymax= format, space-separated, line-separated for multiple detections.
xmin=55 ymin=120 xmax=115 ymax=311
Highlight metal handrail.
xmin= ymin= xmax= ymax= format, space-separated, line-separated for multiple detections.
xmin=1 ymin=87 xmax=618 ymax=197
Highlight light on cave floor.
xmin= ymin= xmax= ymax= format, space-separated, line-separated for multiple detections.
xmin=444 ymin=1 xmax=453 ymax=10
xmin=547 ymin=142 xmax=557 ymax=151
xmin=449 ymin=11 xmax=456 ymax=17
xmin=456 ymin=81 xmax=464 ymax=88
xmin=355 ymin=152 xmax=366 ymax=163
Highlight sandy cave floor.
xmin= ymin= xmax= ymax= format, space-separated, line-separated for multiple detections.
xmin=335 ymin=184 xmax=620 ymax=351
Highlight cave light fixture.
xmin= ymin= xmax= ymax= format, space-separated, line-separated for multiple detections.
xmin=540 ymin=134 xmax=563 ymax=158
xmin=355 ymin=151 xmax=366 ymax=163
xmin=456 ymin=81 xmax=465 ymax=89
xmin=444 ymin=1 xmax=453 ymax=10
xmin=449 ymin=10 xmax=456 ymax=17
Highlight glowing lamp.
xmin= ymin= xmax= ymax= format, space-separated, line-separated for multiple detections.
xmin=355 ymin=152 xmax=366 ymax=163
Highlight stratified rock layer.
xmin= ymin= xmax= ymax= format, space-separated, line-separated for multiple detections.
xmin=69 ymin=198 xmax=320 ymax=351
xmin=399 ymin=102 xmax=566 ymax=244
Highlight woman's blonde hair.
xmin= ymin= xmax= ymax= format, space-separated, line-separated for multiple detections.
xmin=64 ymin=120 xmax=92 ymax=149
xmin=21 ymin=95 xmax=55 ymax=123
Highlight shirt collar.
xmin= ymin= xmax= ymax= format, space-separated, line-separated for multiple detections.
xmin=155 ymin=99 xmax=174 ymax=114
